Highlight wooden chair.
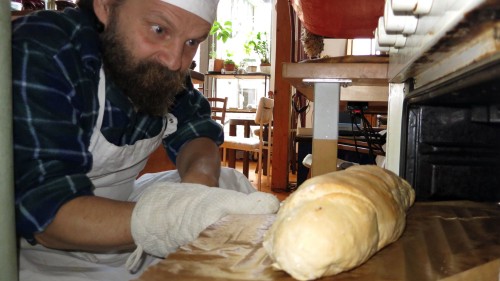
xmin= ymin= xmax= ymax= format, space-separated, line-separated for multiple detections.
xmin=207 ymin=97 xmax=228 ymax=125
xmin=220 ymin=97 xmax=274 ymax=190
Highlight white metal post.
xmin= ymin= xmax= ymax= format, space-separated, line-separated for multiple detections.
xmin=310 ymin=81 xmax=343 ymax=177
xmin=385 ymin=83 xmax=406 ymax=175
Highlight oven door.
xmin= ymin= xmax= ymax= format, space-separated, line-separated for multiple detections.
xmin=401 ymin=62 xmax=500 ymax=201
xmin=381 ymin=0 xmax=500 ymax=201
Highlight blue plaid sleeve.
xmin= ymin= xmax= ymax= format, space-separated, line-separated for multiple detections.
xmin=12 ymin=10 xmax=101 ymax=242
xmin=163 ymin=79 xmax=224 ymax=163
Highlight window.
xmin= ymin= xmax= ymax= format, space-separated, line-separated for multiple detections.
xmin=214 ymin=0 xmax=272 ymax=67
xmin=209 ymin=0 xmax=272 ymax=111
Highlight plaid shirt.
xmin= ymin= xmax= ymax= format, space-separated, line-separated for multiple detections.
xmin=12 ymin=8 xmax=223 ymax=242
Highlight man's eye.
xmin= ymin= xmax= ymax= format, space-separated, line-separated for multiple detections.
xmin=151 ymin=25 xmax=164 ymax=34
xmin=186 ymin=39 xmax=200 ymax=47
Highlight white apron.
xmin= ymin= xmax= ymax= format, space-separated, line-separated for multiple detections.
xmin=19 ymin=69 xmax=168 ymax=281
xmin=18 ymin=70 xmax=256 ymax=281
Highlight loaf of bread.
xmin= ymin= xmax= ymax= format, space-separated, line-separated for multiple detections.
xmin=263 ymin=165 xmax=415 ymax=280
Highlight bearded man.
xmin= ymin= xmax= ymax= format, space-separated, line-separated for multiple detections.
xmin=11 ymin=0 xmax=279 ymax=280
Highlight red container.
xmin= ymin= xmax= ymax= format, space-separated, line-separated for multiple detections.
xmin=291 ymin=0 xmax=384 ymax=38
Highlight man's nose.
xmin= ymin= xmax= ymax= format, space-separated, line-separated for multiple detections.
xmin=158 ymin=41 xmax=185 ymax=71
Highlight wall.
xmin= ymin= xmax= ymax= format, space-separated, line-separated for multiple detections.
xmin=1 ymin=3 xmax=18 ymax=281
xmin=322 ymin=39 xmax=348 ymax=57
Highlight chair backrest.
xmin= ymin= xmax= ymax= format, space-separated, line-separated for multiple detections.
xmin=207 ymin=97 xmax=228 ymax=125
xmin=55 ymin=0 xmax=77 ymax=10
xmin=255 ymin=97 xmax=274 ymax=125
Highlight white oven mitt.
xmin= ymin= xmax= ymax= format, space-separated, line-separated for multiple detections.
xmin=126 ymin=182 xmax=280 ymax=271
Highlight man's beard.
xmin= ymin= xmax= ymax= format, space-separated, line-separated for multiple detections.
xmin=100 ymin=13 xmax=187 ymax=116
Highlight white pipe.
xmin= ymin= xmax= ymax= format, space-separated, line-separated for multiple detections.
xmin=0 ymin=2 xmax=18 ymax=281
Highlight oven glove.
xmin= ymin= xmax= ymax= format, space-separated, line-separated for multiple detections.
xmin=126 ymin=182 xmax=280 ymax=272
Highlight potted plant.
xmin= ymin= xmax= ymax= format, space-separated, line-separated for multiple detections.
xmin=208 ymin=20 xmax=233 ymax=73
xmin=245 ymin=32 xmax=271 ymax=73
xmin=242 ymin=44 xmax=258 ymax=73
xmin=240 ymin=58 xmax=257 ymax=73
xmin=223 ymin=58 xmax=236 ymax=72
xmin=223 ymin=51 xmax=236 ymax=73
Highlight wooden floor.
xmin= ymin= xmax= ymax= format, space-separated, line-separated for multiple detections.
xmin=232 ymin=159 xmax=295 ymax=202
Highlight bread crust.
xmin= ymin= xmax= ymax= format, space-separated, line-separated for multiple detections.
xmin=263 ymin=165 xmax=415 ymax=280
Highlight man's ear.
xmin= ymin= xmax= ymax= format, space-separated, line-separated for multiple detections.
xmin=93 ymin=0 xmax=112 ymax=27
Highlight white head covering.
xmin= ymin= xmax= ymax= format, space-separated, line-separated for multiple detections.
xmin=160 ymin=0 xmax=220 ymax=23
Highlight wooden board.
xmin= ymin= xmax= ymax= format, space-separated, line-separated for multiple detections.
xmin=137 ymin=201 xmax=500 ymax=281
xmin=283 ymin=56 xmax=389 ymax=101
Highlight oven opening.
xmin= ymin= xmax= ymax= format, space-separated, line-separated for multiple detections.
xmin=401 ymin=62 xmax=500 ymax=202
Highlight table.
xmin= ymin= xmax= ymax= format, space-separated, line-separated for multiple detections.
xmin=189 ymin=70 xmax=204 ymax=85
xmin=137 ymin=201 xmax=500 ymax=281
xmin=282 ymin=55 xmax=388 ymax=177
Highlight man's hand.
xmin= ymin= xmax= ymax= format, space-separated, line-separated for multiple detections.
xmin=176 ymin=137 xmax=221 ymax=187
xmin=130 ymin=182 xmax=280 ymax=258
